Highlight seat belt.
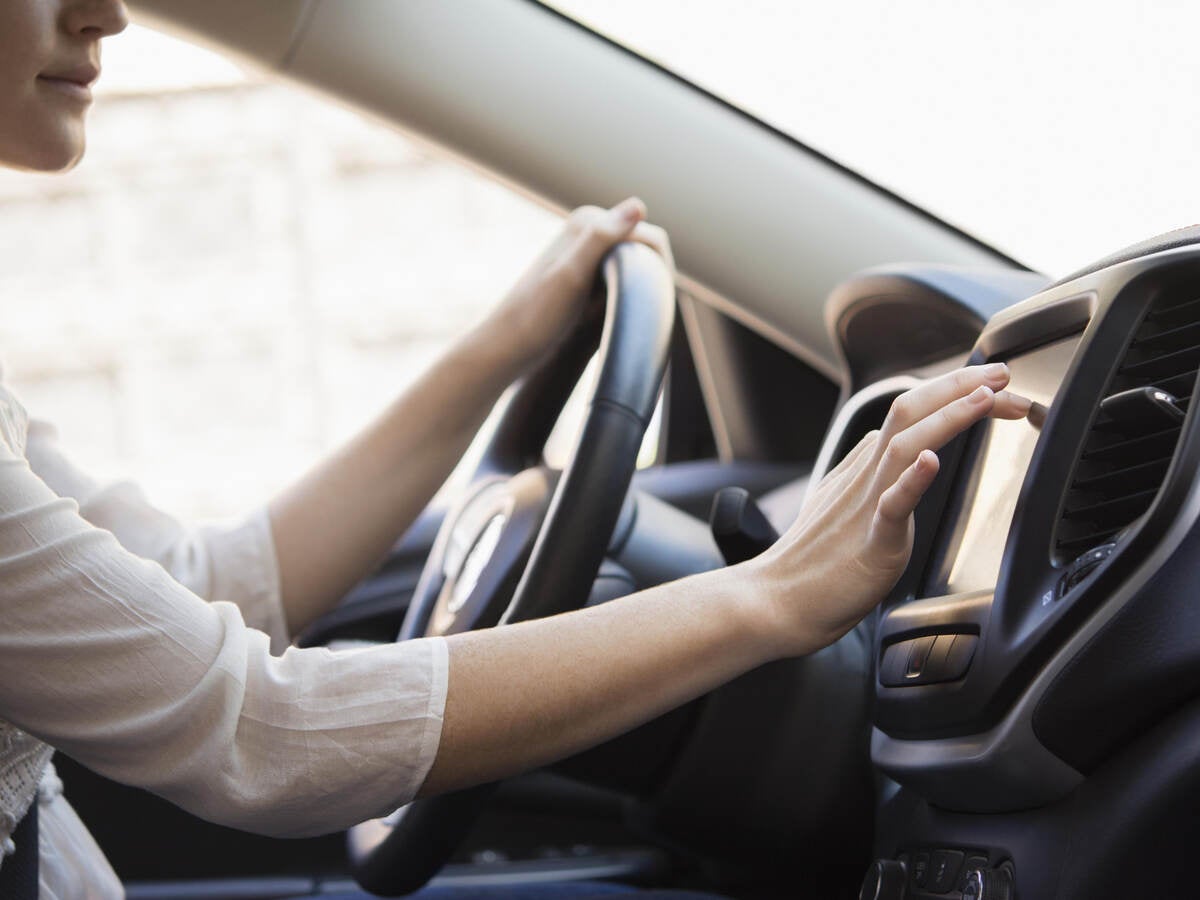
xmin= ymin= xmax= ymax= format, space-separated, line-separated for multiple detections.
xmin=0 ymin=800 xmax=39 ymax=899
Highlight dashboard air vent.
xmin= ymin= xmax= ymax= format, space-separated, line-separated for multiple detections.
xmin=1055 ymin=292 xmax=1200 ymax=560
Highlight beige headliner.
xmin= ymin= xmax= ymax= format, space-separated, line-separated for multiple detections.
xmin=130 ymin=0 xmax=1014 ymax=382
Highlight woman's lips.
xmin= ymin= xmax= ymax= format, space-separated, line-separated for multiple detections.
xmin=37 ymin=69 xmax=98 ymax=103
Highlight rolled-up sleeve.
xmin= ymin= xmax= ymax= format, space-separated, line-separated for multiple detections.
xmin=24 ymin=418 xmax=290 ymax=651
xmin=0 ymin=446 xmax=449 ymax=838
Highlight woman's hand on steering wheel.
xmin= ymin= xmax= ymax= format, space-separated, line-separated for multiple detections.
xmin=489 ymin=197 xmax=674 ymax=367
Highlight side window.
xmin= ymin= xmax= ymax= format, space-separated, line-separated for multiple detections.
xmin=0 ymin=26 xmax=560 ymax=520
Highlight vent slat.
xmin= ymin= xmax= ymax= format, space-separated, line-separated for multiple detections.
xmin=1130 ymin=320 xmax=1200 ymax=354
xmin=1072 ymin=458 xmax=1172 ymax=494
xmin=1119 ymin=345 xmax=1200 ymax=380
xmin=1145 ymin=295 xmax=1200 ymax=325
xmin=1149 ymin=369 xmax=1199 ymax=397
xmin=1081 ymin=426 xmax=1181 ymax=462
xmin=1061 ymin=489 xmax=1158 ymax=527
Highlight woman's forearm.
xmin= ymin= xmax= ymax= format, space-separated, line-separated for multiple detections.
xmin=419 ymin=564 xmax=776 ymax=796
xmin=268 ymin=318 xmax=527 ymax=636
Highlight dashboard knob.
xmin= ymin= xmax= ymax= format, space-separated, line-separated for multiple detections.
xmin=858 ymin=858 xmax=908 ymax=900
xmin=963 ymin=864 xmax=1015 ymax=900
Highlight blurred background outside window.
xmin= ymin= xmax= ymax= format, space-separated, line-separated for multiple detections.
xmin=6 ymin=3 xmax=1195 ymax=523
xmin=0 ymin=26 xmax=560 ymax=521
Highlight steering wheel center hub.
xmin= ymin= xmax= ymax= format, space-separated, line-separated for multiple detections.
xmin=426 ymin=468 xmax=556 ymax=636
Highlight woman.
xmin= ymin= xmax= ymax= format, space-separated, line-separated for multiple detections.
xmin=0 ymin=0 xmax=1032 ymax=897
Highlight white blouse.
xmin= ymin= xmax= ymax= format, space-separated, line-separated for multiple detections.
xmin=0 ymin=376 xmax=448 ymax=898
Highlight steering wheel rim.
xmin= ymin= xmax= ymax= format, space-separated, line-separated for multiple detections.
xmin=351 ymin=241 xmax=676 ymax=895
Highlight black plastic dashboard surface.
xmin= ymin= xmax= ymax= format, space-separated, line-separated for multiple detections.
xmin=872 ymin=249 xmax=1200 ymax=749
xmin=864 ymin=230 xmax=1200 ymax=898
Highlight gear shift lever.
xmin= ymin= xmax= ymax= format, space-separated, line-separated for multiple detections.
xmin=709 ymin=487 xmax=780 ymax=565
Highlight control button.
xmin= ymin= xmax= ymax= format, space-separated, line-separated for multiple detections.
xmin=1059 ymin=542 xmax=1117 ymax=597
xmin=941 ymin=635 xmax=979 ymax=681
xmin=960 ymin=855 xmax=989 ymax=891
xmin=1061 ymin=561 xmax=1099 ymax=594
xmin=962 ymin=868 xmax=984 ymax=900
xmin=857 ymin=859 xmax=907 ymax=900
xmin=970 ymin=863 xmax=1015 ymax=900
xmin=882 ymin=635 xmax=979 ymax=686
xmin=879 ymin=642 xmax=910 ymax=686
xmin=924 ymin=634 xmax=957 ymax=682
xmin=910 ymin=851 xmax=930 ymax=888
xmin=929 ymin=849 xmax=965 ymax=892
xmin=904 ymin=635 xmax=938 ymax=680
xmin=1083 ymin=543 xmax=1117 ymax=565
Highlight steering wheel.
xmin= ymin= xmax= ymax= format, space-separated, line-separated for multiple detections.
xmin=349 ymin=241 xmax=676 ymax=896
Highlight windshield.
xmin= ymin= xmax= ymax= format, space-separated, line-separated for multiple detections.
xmin=550 ymin=1 xmax=1200 ymax=277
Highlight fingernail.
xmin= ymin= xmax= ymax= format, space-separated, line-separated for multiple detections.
xmin=1008 ymin=392 xmax=1033 ymax=412
xmin=617 ymin=197 xmax=645 ymax=224
xmin=984 ymin=362 xmax=1008 ymax=379
xmin=971 ymin=385 xmax=993 ymax=403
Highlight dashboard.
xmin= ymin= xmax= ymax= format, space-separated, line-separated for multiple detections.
xmin=820 ymin=231 xmax=1200 ymax=899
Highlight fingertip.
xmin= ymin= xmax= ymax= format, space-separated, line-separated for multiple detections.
xmin=969 ymin=384 xmax=995 ymax=405
xmin=1028 ymin=401 xmax=1049 ymax=430
xmin=615 ymin=196 xmax=646 ymax=226
xmin=983 ymin=361 xmax=1011 ymax=385
xmin=993 ymin=390 xmax=1034 ymax=419
xmin=918 ymin=448 xmax=939 ymax=472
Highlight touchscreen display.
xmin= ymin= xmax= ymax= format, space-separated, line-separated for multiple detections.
xmin=924 ymin=334 xmax=1082 ymax=596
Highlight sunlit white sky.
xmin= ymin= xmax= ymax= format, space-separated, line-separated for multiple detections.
xmin=104 ymin=3 xmax=1197 ymax=277
xmin=556 ymin=0 xmax=1200 ymax=277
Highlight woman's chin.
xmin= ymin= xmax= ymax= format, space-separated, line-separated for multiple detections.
xmin=30 ymin=136 xmax=85 ymax=173
xmin=0 ymin=125 xmax=86 ymax=173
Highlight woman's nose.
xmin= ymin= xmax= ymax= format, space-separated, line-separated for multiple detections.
xmin=62 ymin=0 xmax=131 ymax=40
